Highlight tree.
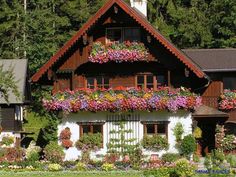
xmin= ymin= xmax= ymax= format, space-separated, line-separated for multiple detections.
xmin=0 ymin=64 xmax=20 ymax=103
xmin=0 ymin=0 xmax=25 ymax=59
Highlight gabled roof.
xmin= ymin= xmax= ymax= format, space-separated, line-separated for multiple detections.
xmin=183 ymin=48 xmax=236 ymax=72
xmin=0 ymin=59 xmax=28 ymax=104
xmin=31 ymin=0 xmax=206 ymax=82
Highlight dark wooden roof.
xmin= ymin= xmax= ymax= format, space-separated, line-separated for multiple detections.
xmin=192 ymin=105 xmax=228 ymax=118
xmin=183 ymin=48 xmax=236 ymax=72
xmin=31 ymin=0 xmax=206 ymax=82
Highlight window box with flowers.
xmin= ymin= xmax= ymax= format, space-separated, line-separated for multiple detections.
xmin=43 ymin=87 xmax=202 ymax=113
xmin=88 ymin=41 xmax=150 ymax=63
xmin=219 ymin=89 xmax=236 ymax=111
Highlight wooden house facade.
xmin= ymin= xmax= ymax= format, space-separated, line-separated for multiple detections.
xmin=32 ymin=0 xmax=235 ymax=159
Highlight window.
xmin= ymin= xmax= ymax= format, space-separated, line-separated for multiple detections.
xmin=223 ymin=77 xmax=236 ymax=90
xmin=106 ymin=28 xmax=122 ymax=43
xmin=124 ymin=28 xmax=140 ymax=42
xmin=136 ymin=74 xmax=156 ymax=89
xmin=79 ymin=123 xmax=103 ymax=137
xmin=106 ymin=27 xmax=140 ymax=44
xmin=86 ymin=76 xmax=110 ymax=89
xmin=136 ymin=74 xmax=167 ymax=89
xmin=143 ymin=122 xmax=168 ymax=137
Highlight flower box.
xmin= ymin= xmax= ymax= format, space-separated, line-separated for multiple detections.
xmin=219 ymin=89 xmax=236 ymax=110
xmin=43 ymin=87 xmax=201 ymax=113
xmin=88 ymin=41 xmax=150 ymax=63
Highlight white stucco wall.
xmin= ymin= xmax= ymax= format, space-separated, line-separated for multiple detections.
xmin=58 ymin=111 xmax=192 ymax=161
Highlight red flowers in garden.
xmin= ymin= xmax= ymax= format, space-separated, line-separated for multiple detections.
xmin=219 ymin=89 xmax=236 ymax=110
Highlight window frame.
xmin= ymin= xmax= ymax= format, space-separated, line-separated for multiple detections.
xmin=106 ymin=27 xmax=141 ymax=44
xmin=79 ymin=122 xmax=104 ymax=147
xmin=136 ymin=73 xmax=157 ymax=90
xmin=85 ymin=76 xmax=110 ymax=89
xmin=142 ymin=121 xmax=169 ymax=138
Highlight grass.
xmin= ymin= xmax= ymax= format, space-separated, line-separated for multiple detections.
xmin=0 ymin=171 xmax=143 ymax=177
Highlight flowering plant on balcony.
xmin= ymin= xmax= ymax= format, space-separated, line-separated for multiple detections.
xmin=88 ymin=41 xmax=149 ymax=63
xmin=43 ymin=87 xmax=201 ymax=113
xmin=219 ymin=89 xmax=236 ymax=110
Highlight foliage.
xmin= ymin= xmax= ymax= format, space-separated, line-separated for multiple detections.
xmin=81 ymin=150 xmax=90 ymax=164
xmin=75 ymin=162 xmax=86 ymax=171
xmin=0 ymin=64 xmax=20 ymax=103
xmin=215 ymin=124 xmax=236 ymax=152
xmin=47 ymin=163 xmax=62 ymax=171
xmin=142 ymin=134 xmax=169 ymax=151
xmin=174 ymin=158 xmax=196 ymax=177
xmin=43 ymin=142 xmax=65 ymax=163
xmin=101 ymin=163 xmax=115 ymax=171
xmin=219 ymin=89 xmax=236 ymax=110
xmin=104 ymin=153 xmax=119 ymax=164
xmin=193 ymin=126 xmax=202 ymax=139
xmin=43 ymin=87 xmax=202 ymax=113
xmin=143 ymin=167 xmax=171 ymax=177
xmin=89 ymin=41 xmax=149 ymax=63
xmin=25 ymin=141 xmax=41 ymax=160
xmin=61 ymin=139 xmax=73 ymax=149
xmin=204 ymin=149 xmax=225 ymax=169
xmin=107 ymin=121 xmax=137 ymax=158
xmin=4 ymin=147 xmax=24 ymax=162
xmin=161 ymin=153 xmax=181 ymax=163
xmin=226 ymin=154 xmax=236 ymax=168
xmin=179 ymin=134 xmax=196 ymax=158
xmin=1 ymin=136 xmax=14 ymax=146
xmin=173 ymin=122 xmax=184 ymax=143
xmin=76 ymin=133 xmax=102 ymax=151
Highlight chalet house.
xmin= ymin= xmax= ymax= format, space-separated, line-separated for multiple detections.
xmin=31 ymin=0 xmax=235 ymax=160
xmin=0 ymin=59 xmax=30 ymax=146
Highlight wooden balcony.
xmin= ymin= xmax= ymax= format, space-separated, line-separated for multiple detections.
xmin=202 ymin=96 xmax=219 ymax=108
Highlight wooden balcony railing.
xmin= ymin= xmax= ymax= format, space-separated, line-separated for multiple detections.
xmin=202 ymin=96 xmax=219 ymax=108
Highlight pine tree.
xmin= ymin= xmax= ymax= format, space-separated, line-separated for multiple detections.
xmin=0 ymin=0 xmax=25 ymax=58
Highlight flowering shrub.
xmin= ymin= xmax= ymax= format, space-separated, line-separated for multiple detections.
xmin=174 ymin=158 xmax=196 ymax=177
xmin=59 ymin=127 xmax=71 ymax=139
xmin=59 ymin=127 xmax=73 ymax=149
xmin=88 ymin=41 xmax=149 ymax=63
xmin=48 ymin=163 xmax=62 ymax=171
xmin=25 ymin=141 xmax=41 ymax=161
xmin=75 ymin=162 xmax=87 ymax=171
xmin=43 ymin=87 xmax=201 ymax=113
xmin=219 ymin=89 xmax=236 ymax=110
xmin=215 ymin=124 xmax=236 ymax=152
xmin=43 ymin=142 xmax=65 ymax=163
xmin=61 ymin=139 xmax=73 ymax=149
xmin=101 ymin=163 xmax=115 ymax=171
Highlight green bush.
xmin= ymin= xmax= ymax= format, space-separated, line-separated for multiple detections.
xmin=44 ymin=141 xmax=65 ymax=163
xmin=161 ymin=153 xmax=181 ymax=163
xmin=174 ymin=158 xmax=196 ymax=177
xmin=143 ymin=167 xmax=171 ymax=177
xmin=75 ymin=162 xmax=87 ymax=171
xmin=76 ymin=133 xmax=102 ymax=151
xmin=173 ymin=122 xmax=184 ymax=143
xmin=179 ymin=134 xmax=196 ymax=158
xmin=226 ymin=154 xmax=236 ymax=168
xmin=48 ymin=163 xmax=62 ymax=171
xmin=101 ymin=163 xmax=115 ymax=171
xmin=1 ymin=136 xmax=14 ymax=146
xmin=27 ymin=151 xmax=40 ymax=162
xmin=142 ymin=135 xmax=169 ymax=151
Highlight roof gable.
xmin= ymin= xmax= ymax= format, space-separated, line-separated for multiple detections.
xmin=31 ymin=0 xmax=206 ymax=82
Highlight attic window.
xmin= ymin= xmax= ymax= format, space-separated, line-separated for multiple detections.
xmin=106 ymin=27 xmax=140 ymax=44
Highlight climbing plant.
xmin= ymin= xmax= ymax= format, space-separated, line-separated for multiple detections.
xmin=107 ymin=121 xmax=138 ymax=158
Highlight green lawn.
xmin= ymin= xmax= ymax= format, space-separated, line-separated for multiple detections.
xmin=0 ymin=171 xmax=142 ymax=177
